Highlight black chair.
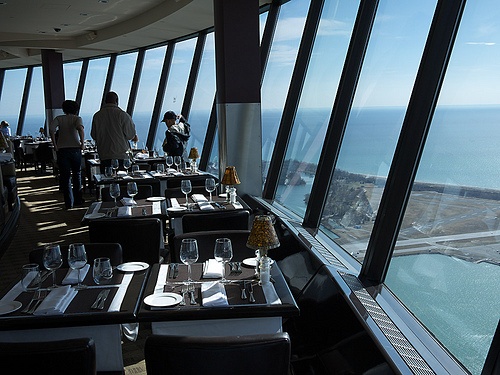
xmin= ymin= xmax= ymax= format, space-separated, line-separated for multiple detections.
xmin=100 ymin=184 xmax=153 ymax=202
xmin=144 ymin=333 xmax=291 ymax=375
xmin=33 ymin=142 xmax=54 ymax=173
xmin=0 ymin=337 xmax=96 ymax=375
xmin=181 ymin=209 xmax=250 ymax=234
xmin=29 ymin=242 xmax=123 ymax=269
xmin=89 ymin=218 xmax=163 ymax=265
xmin=170 ymin=229 xmax=253 ymax=263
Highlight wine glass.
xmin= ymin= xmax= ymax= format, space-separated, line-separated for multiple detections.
xmin=205 ymin=178 xmax=216 ymax=203
xmin=127 ymin=181 xmax=138 ymax=207
xmin=214 ymin=238 xmax=233 ymax=283
xmin=123 ymin=159 xmax=132 ymax=175
xmin=68 ymin=243 xmax=87 ymax=290
xmin=104 ymin=166 xmax=113 ymax=179
xmin=165 ymin=155 xmax=173 ymax=173
xmin=111 ymin=159 xmax=119 ymax=176
xmin=109 ymin=182 xmax=121 ymax=208
xmin=156 ymin=163 xmax=165 ymax=174
xmin=180 ymin=238 xmax=199 ymax=284
xmin=174 ymin=156 xmax=182 ymax=172
xmin=42 ymin=243 xmax=63 ymax=289
xmin=131 ymin=164 xmax=140 ymax=176
xmin=180 ymin=180 xmax=192 ymax=210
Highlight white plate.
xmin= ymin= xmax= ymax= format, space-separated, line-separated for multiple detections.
xmin=144 ymin=293 xmax=183 ymax=307
xmin=242 ymin=257 xmax=275 ymax=267
xmin=218 ymin=193 xmax=227 ymax=198
xmin=0 ymin=301 xmax=22 ymax=315
xmin=117 ymin=262 xmax=149 ymax=272
xmin=147 ymin=197 xmax=166 ymax=202
xmin=167 ymin=206 xmax=187 ymax=212
xmin=84 ymin=212 xmax=106 ymax=220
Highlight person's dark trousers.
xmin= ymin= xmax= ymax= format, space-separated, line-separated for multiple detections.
xmin=57 ymin=148 xmax=84 ymax=209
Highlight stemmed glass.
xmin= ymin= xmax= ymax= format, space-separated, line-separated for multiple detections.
xmin=109 ymin=183 xmax=121 ymax=208
xmin=43 ymin=243 xmax=63 ymax=289
xmin=165 ymin=156 xmax=173 ymax=173
xmin=104 ymin=166 xmax=113 ymax=179
xmin=180 ymin=238 xmax=199 ymax=284
xmin=123 ymin=159 xmax=132 ymax=175
xmin=181 ymin=180 xmax=192 ymax=210
xmin=111 ymin=159 xmax=119 ymax=177
xmin=156 ymin=163 xmax=165 ymax=174
xmin=214 ymin=238 xmax=233 ymax=283
xmin=174 ymin=156 xmax=182 ymax=172
xmin=127 ymin=181 xmax=138 ymax=207
xmin=205 ymin=178 xmax=216 ymax=203
xmin=68 ymin=243 xmax=87 ymax=290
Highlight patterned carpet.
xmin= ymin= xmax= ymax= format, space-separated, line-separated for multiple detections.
xmin=0 ymin=168 xmax=148 ymax=374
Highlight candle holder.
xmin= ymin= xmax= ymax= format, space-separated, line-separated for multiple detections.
xmin=220 ymin=166 xmax=240 ymax=204
xmin=188 ymin=147 xmax=199 ymax=173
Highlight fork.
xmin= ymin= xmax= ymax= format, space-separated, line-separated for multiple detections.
xmin=27 ymin=289 xmax=47 ymax=314
xmin=179 ymin=286 xmax=187 ymax=306
xmin=188 ymin=284 xmax=197 ymax=305
xmin=22 ymin=290 xmax=42 ymax=313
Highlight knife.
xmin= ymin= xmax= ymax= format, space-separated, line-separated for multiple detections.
xmin=97 ymin=289 xmax=110 ymax=310
xmin=167 ymin=263 xmax=175 ymax=279
xmin=91 ymin=290 xmax=105 ymax=309
xmin=173 ymin=263 xmax=179 ymax=279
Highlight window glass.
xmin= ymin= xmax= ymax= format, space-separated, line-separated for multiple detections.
xmin=110 ymin=51 xmax=139 ymax=110
xmin=63 ymin=61 xmax=83 ymax=101
xmin=185 ymin=32 xmax=216 ymax=155
xmin=318 ymin=0 xmax=435 ymax=256
xmin=0 ymin=68 xmax=27 ymax=135
xmin=132 ymin=46 xmax=167 ymax=148
xmin=80 ymin=57 xmax=111 ymax=139
xmin=386 ymin=1 xmax=500 ymax=373
xmin=276 ymin=0 xmax=358 ymax=216
xmin=153 ymin=38 xmax=196 ymax=153
xmin=23 ymin=67 xmax=45 ymax=137
xmin=261 ymin=0 xmax=308 ymax=178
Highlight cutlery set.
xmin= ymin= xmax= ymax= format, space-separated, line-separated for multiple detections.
xmin=239 ymin=281 xmax=256 ymax=303
xmin=167 ymin=263 xmax=179 ymax=279
xmin=91 ymin=289 xmax=110 ymax=310
xmin=228 ymin=262 xmax=242 ymax=275
xmin=22 ymin=289 xmax=48 ymax=314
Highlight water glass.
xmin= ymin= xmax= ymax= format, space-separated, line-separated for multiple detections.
xmin=111 ymin=159 xmax=119 ymax=176
xmin=43 ymin=243 xmax=63 ymax=289
xmin=165 ymin=156 xmax=173 ymax=172
xmin=157 ymin=163 xmax=165 ymax=174
xmin=180 ymin=238 xmax=199 ymax=283
xmin=174 ymin=156 xmax=182 ymax=171
xmin=93 ymin=257 xmax=113 ymax=285
xmin=68 ymin=243 xmax=87 ymax=290
xmin=205 ymin=178 xmax=216 ymax=203
xmin=131 ymin=164 xmax=140 ymax=175
xmin=104 ymin=166 xmax=113 ymax=179
xmin=21 ymin=263 xmax=41 ymax=292
xmin=214 ymin=238 xmax=233 ymax=283
xmin=181 ymin=179 xmax=192 ymax=210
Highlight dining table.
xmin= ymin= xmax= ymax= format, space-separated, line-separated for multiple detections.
xmin=0 ymin=264 xmax=150 ymax=372
xmin=137 ymin=261 xmax=299 ymax=337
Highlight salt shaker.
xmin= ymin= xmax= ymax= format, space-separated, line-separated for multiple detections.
xmin=259 ymin=255 xmax=271 ymax=285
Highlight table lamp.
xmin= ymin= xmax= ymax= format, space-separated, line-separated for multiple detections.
xmin=246 ymin=215 xmax=280 ymax=283
xmin=188 ymin=147 xmax=199 ymax=172
xmin=220 ymin=166 xmax=240 ymax=204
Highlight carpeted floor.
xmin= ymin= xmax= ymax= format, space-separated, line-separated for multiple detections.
xmin=0 ymin=167 xmax=148 ymax=374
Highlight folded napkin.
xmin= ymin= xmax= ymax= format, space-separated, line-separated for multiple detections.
xmin=33 ymin=285 xmax=77 ymax=316
xmin=262 ymin=283 xmax=282 ymax=305
xmin=123 ymin=175 xmax=133 ymax=179
xmin=202 ymin=259 xmax=223 ymax=278
xmin=191 ymin=194 xmax=208 ymax=203
xmin=199 ymin=202 xmax=215 ymax=211
xmin=120 ymin=197 xmax=136 ymax=206
xmin=62 ymin=264 xmax=90 ymax=285
xmin=152 ymin=201 xmax=161 ymax=215
xmin=172 ymin=172 xmax=184 ymax=176
xmin=135 ymin=153 xmax=148 ymax=159
xmin=166 ymin=168 xmax=177 ymax=173
xmin=201 ymin=281 xmax=228 ymax=307
xmin=170 ymin=198 xmax=180 ymax=207
xmin=117 ymin=206 xmax=132 ymax=216
xmin=117 ymin=171 xmax=127 ymax=176
xmin=91 ymin=202 xmax=102 ymax=214
xmin=233 ymin=202 xmax=243 ymax=209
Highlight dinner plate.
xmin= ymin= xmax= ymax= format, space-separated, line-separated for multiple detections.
xmin=84 ymin=212 xmax=106 ymax=220
xmin=0 ymin=301 xmax=22 ymax=315
xmin=167 ymin=206 xmax=187 ymax=212
xmin=117 ymin=262 xmax=149 ymax=272
xmin=147 ymin=197 xmax=166 ymax=202
xmin=144 ymin=293 xmax=183 ymax=307
xmin=242 ymin=257 xmax=275 ymax=267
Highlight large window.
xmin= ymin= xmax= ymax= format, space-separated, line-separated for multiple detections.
xmin=0 ymin=68 xmax=27 ymax=135
xmin=23 ymin=67 xmax=45 ymax=137
xmin=276 ymin=0 xmax=358 ymax=217
xmin=386 ymin=1 xmax=500 ymax=373
xmin=319 ymin=0 xmax=436 ymax=257
xmin=63 ymin=61 xmax=83 ymax=101
xmin=110 ymin=51 xmax=139 ymax=110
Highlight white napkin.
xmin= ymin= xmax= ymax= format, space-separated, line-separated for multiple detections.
xmin=33 ymin=285 xmax=77 ymax=316
xmin=199 ymin=202 xmax=215 ymax=211
xmin=120 ymin=197 xmax=136 ymax=206
xmin=173 ymin=172 xmax=184 ymax=176
xmin=262 ymin=283 xmax=282 ymax=305
xmin=233 ymin=202 xmax=243 ymax=209
xmin=117 ymin=171 xmax=127 ymax=176
xmin=117 ymin=206 xmax=132 ymax=216
xmin=166 ymin=168 xmax=177 ymax=173
xmin=135 ymin=153 xmax=148 ymax=159
xmin=62 ymin=264 xmax=90 ymax=285
xmin=92 ymin=202 xmax=102 ymax=214
xmin=152 ymin=201 xmax=161 ymax=214
xmin=202 ymin=259 xmax=223 ymax=278
xmin=170 ymin=198 xmax=180 ymax=207
xmin=192 ymin=194 xmax=207 ymax=203
xmin=123 ymin=175 xmax=133 ymax=179
xmin=201 ymin=281 xmax=228 ymax=307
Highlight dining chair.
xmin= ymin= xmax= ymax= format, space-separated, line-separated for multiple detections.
xmin=170 ymin=229 xmax=253 ymax=263
xmin=100 ymin=184 xmax=153 ymax=201
xmin=89 ymin=218 xmax=163 ymax=265
xmin=0 ymin=337 xmax=96 ymax=375
xmin=181 ymin=209 xmax=250 ymax=234
xmin=144 ymin=333 xmax=291 ymax=375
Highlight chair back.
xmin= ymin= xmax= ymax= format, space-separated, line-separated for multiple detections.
xmin=144 ymin=333 xmax=291 ymax=375
xmin=89 ymin=218 xmax=163 ymax=265
xmin=170 ymin=229 xmax=253 ymax=263
xmin=181 ymin=210 xmax=250 ymax=234
xmin=0 ymin=338 xmax=96 ymax=375
xmin=29 ymin=242 xmax=123 ymax=269
xmin=101 ymin=184 xmax=153 ymax=201
xmin=164 ymin=185 xmax=208 ymax=199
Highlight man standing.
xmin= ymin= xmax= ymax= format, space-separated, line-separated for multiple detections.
xmin=91 ymin=92 xmax=138 ymax=172
xmin=161 ymin=110 xmax=190 ymax=162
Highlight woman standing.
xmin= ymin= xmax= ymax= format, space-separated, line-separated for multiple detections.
xmin=49 ymin=100 xmax=85 ymax=209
